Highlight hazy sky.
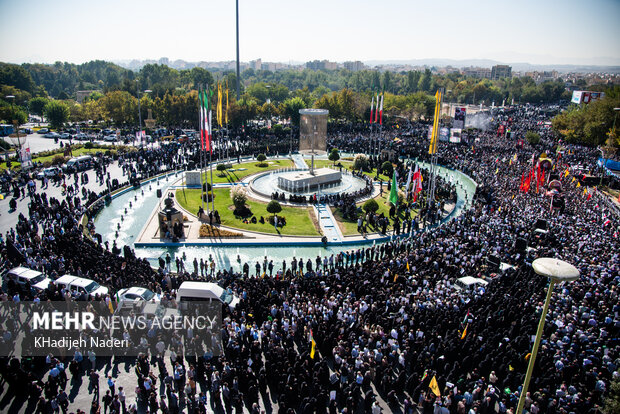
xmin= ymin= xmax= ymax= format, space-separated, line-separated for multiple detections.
xmin=1 ymin=0 xmax=619 ymax=66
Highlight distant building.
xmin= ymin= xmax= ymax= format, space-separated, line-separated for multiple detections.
xmin=462 ymin=67 xmax=491 ymax=79
xmin=344 ymin=61 xmax=365 ymax=72
xmin=306 ymin=60 xmax=339 ymax=70
xmin=491 ymin=65 xmax=512 ymax=80
xmin=76 ymin=90 xmax=98 ymax=104
xmin=250 ymin=59 xmax=262 ymax=70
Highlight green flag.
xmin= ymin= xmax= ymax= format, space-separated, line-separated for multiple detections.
xmin=389 ymin=170 xmax=398 ymax=206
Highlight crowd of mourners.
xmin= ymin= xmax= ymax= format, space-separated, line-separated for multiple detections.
xmin=0 ymin=103 xmax=619 ymax=414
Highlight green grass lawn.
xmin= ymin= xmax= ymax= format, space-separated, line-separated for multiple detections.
xmin=332 ymin=192 xmax=417 ymax=235
xmin=176 ymin=187 xmax=320 ymax=236
xmin=201 ymin=159 xmax=294 ymax=184
xmin=32 ymin=147 xmax=110 ymax=164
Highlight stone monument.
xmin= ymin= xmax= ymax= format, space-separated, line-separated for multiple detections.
xmin=158 ymin=196 xmax=184 ymax=240
xmin=299 ymin=108 xmax=328 ymax=174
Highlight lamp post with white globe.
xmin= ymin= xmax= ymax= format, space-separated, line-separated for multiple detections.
xmin=516 ymin=258 xmax=580 ymax=414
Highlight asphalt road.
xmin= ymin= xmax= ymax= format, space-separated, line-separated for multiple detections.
xmin=2 ymin=133 xmax=127 ymax=155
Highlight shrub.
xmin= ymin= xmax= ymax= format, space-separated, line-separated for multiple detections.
xmin=51 ymin=155 xmax=67 ymax=166
xmin=381 ymin=161 xmax=393 ymax=177
xmin=216 ymin=163 xmax=228 ymax=176
xmin=257 ymin=153 xmax=266 ymax=162
xmin=230 ymin=185 xmax=248 ymax=210
xmin=353 ymin=153 xmax=369 ymax=171
xmin=525 ymin=131 xmax=541 ymax=145
xmin=199 ymin=224 xmax=242 ymax=238
xmin=84 ymin=141 xmax=94 ymax=149
xmin=363 ymin=199 xmax=379 ymax=214
xmin=328 ymin=148 xmax=340 ymax=165
xmin=266 ymin=200 xmax=282 ymax=216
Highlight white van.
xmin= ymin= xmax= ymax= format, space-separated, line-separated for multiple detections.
xmin=454 ymin=276 xmax=488 ymax=293
xmin=54 ymin=274 xmax=109 ymax=298
xmin=62 ymin=155 xmax=93 ymax=172
xmin=5 ymin=266 xmax=52 ymax=292
xmin=176 ymin=281 xmax=239 ymax=309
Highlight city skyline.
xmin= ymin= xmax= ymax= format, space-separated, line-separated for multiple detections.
xmin=1 ymin=0 xmax=619 ymax=66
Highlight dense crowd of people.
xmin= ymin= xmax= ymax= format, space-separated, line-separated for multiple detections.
xmin=0 ymin=103 xmax=619 ymax=413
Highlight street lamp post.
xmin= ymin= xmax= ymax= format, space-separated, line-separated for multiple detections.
xmin=137 ymin=83 xmax=152 ymax=148
xmin=516 ymin=258 xmax=580 ymax=414
xmin=235 ymin=0 xmax=241 ymax=101
xmin=5 ymin=95 xmax=24 ymax=160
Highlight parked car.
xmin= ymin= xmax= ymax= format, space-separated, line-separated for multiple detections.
xmin=54 ymin=274 xmax=108 ymax=298
xmin=36 ymin=167 xmax=62 ymax=180
xmin=75 ymin=133 xmax=88 ymax=140
xmin=104 ymin=135 xmax=117 ymax=142
xmin=4 ymin=266 xmax=52 ymax=293
xmin=60 ymin=132 xmax=71 ymax=139
xmin=116 ymin=287 xmax=161 ymax=302
xmin=37 ymin=128 xmax=49 ymax=134
xmin=44 ymin=132 xmax=59 ymax=139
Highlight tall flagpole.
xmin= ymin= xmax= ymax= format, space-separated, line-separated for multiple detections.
xmin=209 ymin=109 xmax=215 ymax=213
xmin=199 ymin=87 xmax=205 ymax=212
xmin=429 ymin=88 xmax=443 ymax=205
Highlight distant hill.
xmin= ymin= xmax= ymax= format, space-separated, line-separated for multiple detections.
xmin=113 ymin=58 xmax=620 ymax=74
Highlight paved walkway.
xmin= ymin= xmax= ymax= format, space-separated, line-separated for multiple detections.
xmin=314 ymin=203 xmax=344 ymax=243
xmin=291 ymin=154 xmax=308 ymax=169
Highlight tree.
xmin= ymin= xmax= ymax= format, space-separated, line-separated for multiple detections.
xmin=353 ymin=153 xmax=369 ymax=171
xmin=266 ymin=200 xmax=282 ymax=216
xmin=0 ymin=106 xmax=27 ymax=125
xmin=256 ymin=153 xmax=267 ymax=165
xmin=363 ymin=199 xmax=379 ymax=214
xmin=525 ymin=131 xmax=541 ymax=145
xmin=0 ymin=63 xmax=36 ymax=93
xmin=29 ymin=97 xmax=49 ymax=118
xmin=44 ymin=100 xmax=70 ymax=130
xmin=418 ymin=69 xmax=432 ymax=93
xmin=328 ymin=148 xmax=340 ymax=165
xmin=604 ymin=378 xmax=620 ymax=414
xmin=101 ymin=90 xmax=137 ymax=125
xmin=216 ymin=163 xmax=228 ymax=177
xmin=381 ymin=161 xmax=393 ymax=176
xmin=282 ymin=96 xmax=306 ymax=126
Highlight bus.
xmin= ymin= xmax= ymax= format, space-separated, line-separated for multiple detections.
xmin=0 ymin=124 xmax=14 ymax=137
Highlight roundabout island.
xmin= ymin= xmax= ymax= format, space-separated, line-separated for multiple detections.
xmin=93 ymin=152 xmax=477 ymax=272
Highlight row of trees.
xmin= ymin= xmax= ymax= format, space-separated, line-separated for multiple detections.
xmin=3 ymin=59 xmax=614 ymax=146
xmin=1 ymin=60 xmax=574 ymax=105
xmin=552 ymin=86 xmax=620 ymax=147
